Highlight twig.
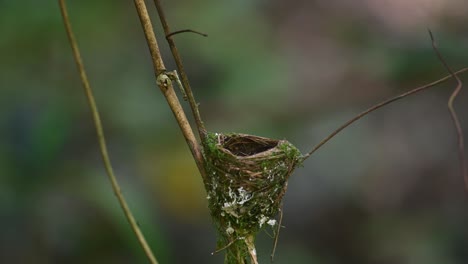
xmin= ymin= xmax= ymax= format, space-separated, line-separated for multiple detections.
xmin=133 ymin=0 xmax=207 ymax=182
xmin=152 ymin=0 xmax=208 ymax=143
xmin=429 ymin=30 xmax=467 ymax=191
xmin=166 ymin=29 xmax=208 ymax=38
xmin=262 ymin=228 xmax=274 ymax=239
xmin=302 ymin=67 xmax=468 ymax=161
xmin=270 ymin=206 xmax=284 ymax=263
xmin=58 ymin=1 xmax=158 ymax=263
xmin=245 ymin=235 xmax=259 ymax=264
xmin=211 ymin=239 xmax=237 ymax=255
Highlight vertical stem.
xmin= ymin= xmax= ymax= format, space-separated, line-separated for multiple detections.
xmin=271 ymin=207 xmax=283 ymax=262
xmin=429 ymin=31 xmax=468 ymax=191
xmin=245 ymin=235 xmax=259 ymax=264
xmin=133 ymin=0 xmax=166 ymax=75
xmin=132 ymin=0 xmax=207 ymax=182
xmin=58 ymin=1 xmax=158 ymax=263
xmin=223 ymin=239 xmax=248 ymax=264
xmin=152 ymin=0 xmax=207 ymax=142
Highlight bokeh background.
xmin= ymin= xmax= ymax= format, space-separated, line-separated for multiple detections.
xmin=1 ymin=0 xmax=468 ymax=263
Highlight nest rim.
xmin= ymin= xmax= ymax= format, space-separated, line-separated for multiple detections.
xmin=209 ymin=133 xmax=293 ymax=160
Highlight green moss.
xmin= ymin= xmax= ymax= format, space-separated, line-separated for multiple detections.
xmin=278 ymin=141 xmax=303 ymax=165
xmin=202 ymin=132 xmax=303 ymax=263
xmin=205 ymin=132 xmax=226 ymax=160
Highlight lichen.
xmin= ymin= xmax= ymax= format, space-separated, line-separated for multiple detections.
xmin=202 ymin=132 xmax=302 ymax=263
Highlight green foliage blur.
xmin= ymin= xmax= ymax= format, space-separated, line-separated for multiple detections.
xmin=1 ymin=0 xmax=468 ymax=263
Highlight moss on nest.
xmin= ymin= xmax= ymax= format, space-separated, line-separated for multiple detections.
xmin=203 ymin=132 xmax=303 ymax=263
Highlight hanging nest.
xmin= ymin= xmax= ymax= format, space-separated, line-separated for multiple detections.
xmin=203 ymin=132 xmax=303 ymax=262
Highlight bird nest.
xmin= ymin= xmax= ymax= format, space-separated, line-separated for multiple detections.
xmin=203 ymin=132 xmax=303 ymax=261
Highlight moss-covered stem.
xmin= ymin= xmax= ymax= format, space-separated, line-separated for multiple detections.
xmin=205 ymin=133 xmax=302 ymax=263
xmin=224 ymin=240 xmax=248 ymax=264
xmin=219 ymin=235 xmax=257 ymax=264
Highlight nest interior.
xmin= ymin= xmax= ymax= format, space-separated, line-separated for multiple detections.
xmin=222 ymin=136 xmax=278 ymax=157
xmin=203 ymin=132 xmax=303 ymax=261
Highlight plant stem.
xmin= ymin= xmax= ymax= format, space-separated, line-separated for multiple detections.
xmin=245 ymin=235 xmax=259 ymax=264
xmin=429 ymin=31 xmax=467 ymax=191
xmin=303 ymin=68 xmax=468 ymax=160
xmin=270 ymin=207 xmax=283 ymax=262
xmin=132 ymin=0 xmax=207 ymax=182
xmin=152 ymin=0 xmax=208 ymax=142
xmin=58 ymin=1 xmax=158 ymax=263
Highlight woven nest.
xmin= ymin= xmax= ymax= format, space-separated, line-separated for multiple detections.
xmin=203 ymin=132 xmax=303 ymax=241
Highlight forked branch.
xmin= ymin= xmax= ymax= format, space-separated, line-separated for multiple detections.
xmin=153 ymin=0 xmax=208 ymax=143
xmin=133 ymin=0 xmax=207 ymax=182
xmin=58 ymin=1 xmax=158 ymax=263
xmin=429 ymin=30 xmax=467 ymax=191
xmin=303 ymin=33 xmax=467 ymax=191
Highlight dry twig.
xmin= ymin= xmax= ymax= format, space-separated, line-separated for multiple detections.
xmin=303 ymin=67 xmax=468 ymax=160
xmin=133 ymin=0 xmax=207 ymax=182
xmin=166 ymin=29 xmax=208 ymax=38
xmin=58 ymin=1 xmax=158 ymax=263
xmin=153 ymin=0 xmax=208 ymax=143
xmin=270 ymin=207 xmax=283 ymax=262
xmin=428 ymin=30 xmax=467 ymax=191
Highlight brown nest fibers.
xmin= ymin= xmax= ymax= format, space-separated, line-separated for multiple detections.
xmin=203 ymin=132 xmax=303 ymax=263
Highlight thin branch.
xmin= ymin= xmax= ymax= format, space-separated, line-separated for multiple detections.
xmin=302 ymin=67 xmax=468 ymax=161
xmin=262 ymin=227 xmax=274 ymax=239
xmin=133 ymin=0 xmax=165 ymax=74
xmin=211 ymin=239 xmax=236 ymax=255
xmin=58 ymin=1 xmax=158 ymax=263
xmin=152 ymin=0 xmax=208 ymax=143
xmin=166 ymin=29 xmax=208 ymax=38
xmin=270 ymin=206 xmax=284 ymax=263
xmin=132 ymin=0 xmax=207 ymax=182
xmin=429 ymin=30 xmax=467 ymax=191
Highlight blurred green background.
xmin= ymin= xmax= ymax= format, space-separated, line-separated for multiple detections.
xmin=1 ymin=0 xmax=468 ymax=263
